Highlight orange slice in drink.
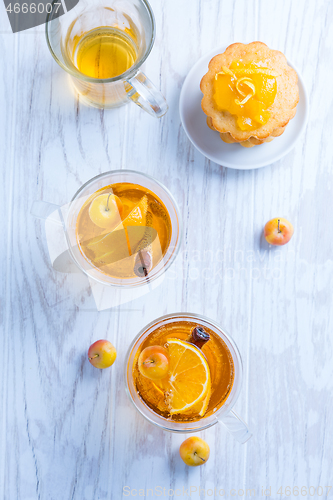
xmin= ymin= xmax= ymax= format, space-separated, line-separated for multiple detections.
xmin=121 ymin=195 xmax=148 ymax=230
xmin=156 ymin=339 xmax=211 ymax=415
xmin=86 ymin=195 xmax=148 ymax=262
xmin=198 ymin=386 xmax=211 ymax=417
xmin=184 ymin=381 xmax=211 ymax=418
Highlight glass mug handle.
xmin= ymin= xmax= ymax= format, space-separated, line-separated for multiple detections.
xmin=218 ymin=409 xmax=252 ymax=444
xmin=125 ymin=71 xmax=168 ymax=118
xmin=31 ymin=201 xmax=64 ymax=227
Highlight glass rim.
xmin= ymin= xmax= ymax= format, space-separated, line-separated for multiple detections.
xmin=124 ymin=312 xmax=244 ymax=432
xmin=45 ymin=0 xmax=156 ymax=84
xmin=65 ymin=169 xmax=182 ymax=288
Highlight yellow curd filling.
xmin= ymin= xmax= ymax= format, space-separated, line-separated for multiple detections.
xmin=213 ymin=60 xmax=278 ymax=131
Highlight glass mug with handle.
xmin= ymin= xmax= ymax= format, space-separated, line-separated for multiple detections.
xmin=31 ymin=170 xmax=182 ymax=288
xmin=46 ymin=0 xmax=168 ymax=116
xmin=125 ymin=313 xmax=252 ymax=444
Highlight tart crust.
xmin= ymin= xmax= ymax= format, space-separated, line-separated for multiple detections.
xmin=200 ymin=42 xmax=299 ymax=147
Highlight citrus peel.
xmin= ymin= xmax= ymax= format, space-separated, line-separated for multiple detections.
xmin=215 ymin=65 xmax=236 ymax=80
xmin=235 ymin=78 xmax=256 ymax=106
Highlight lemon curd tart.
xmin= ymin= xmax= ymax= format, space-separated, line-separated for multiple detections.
xmin=200 ymin=42 xmax=299 ymax=148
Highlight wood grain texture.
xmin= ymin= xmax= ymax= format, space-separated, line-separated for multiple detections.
xmin=1 ymin=0 xmax=333 ymax=499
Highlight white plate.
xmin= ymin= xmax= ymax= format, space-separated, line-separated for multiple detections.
xmin=179 ymin=47 xmax=309 ymax=170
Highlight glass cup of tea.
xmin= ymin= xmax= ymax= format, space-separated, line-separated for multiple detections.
xmin=45 ymin=0 xmax=168 ymax=116
xmin=125 ymin=313 xmax=252 ymax=443
xmin=31 ymin=170 xmax=182 ymax=287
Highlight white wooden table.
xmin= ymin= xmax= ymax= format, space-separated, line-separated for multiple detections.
xmin=1 ymin=0 xmax=333 ymax=498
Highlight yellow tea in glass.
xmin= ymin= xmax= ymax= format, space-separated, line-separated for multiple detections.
xmin=72 ymin=27 xmax=138 ymax=80
xmin=64 ymin=171 xmax=180 ymax=287
xmin=76 ymin=182 xmax=172 ymax=280
xmin=132 ymin=320 xmax=234 ymax=422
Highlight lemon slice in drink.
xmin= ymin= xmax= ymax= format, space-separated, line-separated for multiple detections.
xmin=155 ymin=339 xmax=211 ymax=415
